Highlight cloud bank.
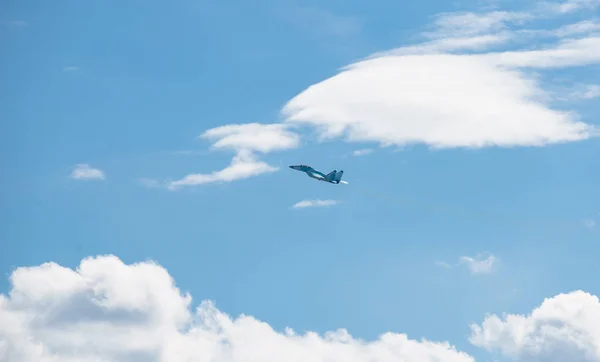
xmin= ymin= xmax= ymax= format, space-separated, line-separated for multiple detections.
xmin=2 ymin=255 xmax=600 ymax=362
xmin=0 ymin=255 xmax=473 ymax=362
xmin=292 ymin=199 xmax=339 ymax=208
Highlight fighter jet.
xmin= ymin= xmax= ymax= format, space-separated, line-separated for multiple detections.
xmin=289 ymin=165 xmax=346 ymax=184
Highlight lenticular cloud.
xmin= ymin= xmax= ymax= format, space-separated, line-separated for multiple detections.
xmin=282 ymin=53 xmax=592 ymax=149
xmin=0 ymin=255 xmax=474 ymax=362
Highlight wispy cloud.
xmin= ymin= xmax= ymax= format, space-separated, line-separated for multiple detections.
xmin=168 ymin=151 xmax=278 ymax=190
xmin=580 ymin=85 xmax=600 ymax=99
xmin=69 ymin=164 xmax=105 ymax=181
xmin=553 ymin=83 xmax=600 ymax=101
xmin=436 ymin=253 xmax=498 ymax=275
xmin=166 ymin=123 xmax=300 ymax=189
xmin=539 ymin=0 xmax=600 ymax=14
xmin=424 ymin=11 xmax=532 ymax=40
xmin=459 ymin=254 xmax=498 ymax=274
xmin=292 ymin=199 xmax=338 ymax=209
xmin=583 ymin=217 xmax=596 ymax=229
xmin=434 ymin=261 xmax=454 ymax=269
xmin=352 ymin=148 xmax=373 ymax=156
xmin=553 ymin=20 xmax=600 ymax=37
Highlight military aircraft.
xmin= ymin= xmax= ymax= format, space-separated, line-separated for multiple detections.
xmin=289 ymin=165 xmax=347 ymax=184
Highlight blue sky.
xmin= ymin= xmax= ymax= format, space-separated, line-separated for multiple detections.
xmin=1 ymin=0 xmax=600 ymax=361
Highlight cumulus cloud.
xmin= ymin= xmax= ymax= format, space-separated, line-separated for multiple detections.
xmin=0 ymin=255 xmax=476 ymax=362
xmin=3 ymin=255 xmax=600 ymax=362
xmin=167 ymin=124 xmax=299 ymax=189
xmin=280 ymin=2 xmax=599 ymax=150
xmin=470 ymin=290 xmax=600 ymax=362
xmin=292 ymin=199 xmax=339 ymax=208
xmin=69 ymin=164 xmax=105 ymax=181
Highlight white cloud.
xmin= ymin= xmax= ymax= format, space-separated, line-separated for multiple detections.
xmin=416 ymin=33 xmax=513 ymax=53
xmin=424 ymin=11 xmax=531 ymax=39
xmin=168 ymin=151 xmax=278 ymax=189
xmin=549 ymin=83 xmax=600 ymax=102
xmin=0 ymin=255 xmax=476 ymax=362
xmin=201 ymin=123 xmax=300 ymax=154
xmin=435 ymin=253 xmax=498 ymax=274
xmin=282 ymin=53 xmax=593 ymax=148
xmin=470 ymin=290 xmax=600 ymax=362
xmin=352 ymin=148 xmax=373 ymax=156
xmin=553 ymin=20 xmax=600 ymax=37
xmin=381 ymin=10 xmax=531 ymax=55
xmin=4 ymin=255 xmax=600 ymax=362
xmin=459 ymin=254 xmax=498 ymax=274
xmin=292 ymin=199 xmax=339 ymax=208
xmin=582 ymin=85 xmax=600 ymax=99
xmin=167 ymin=123 xmax=299 ymax=189
xmin=434 ymin=261 xmax=453 ymax=269
xmin=69 ymin=164 xmax=105 ymax=181
xmin=541 ymin=0 xmax=600 ymax=14
xmin=280 ymin=5 xmax=600 ymax=150
xmin=485 ymin=36 xmax=600 ymax=69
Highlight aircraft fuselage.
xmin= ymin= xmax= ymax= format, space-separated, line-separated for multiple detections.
xmin=289 ymin=165 xmax=343 ymax=184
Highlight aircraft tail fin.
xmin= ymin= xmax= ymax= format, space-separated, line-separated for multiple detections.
xmin=334 ymin=170 xmax=344 ymax=183
xmin=325 ymin=170 xmax=337 ymax=181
